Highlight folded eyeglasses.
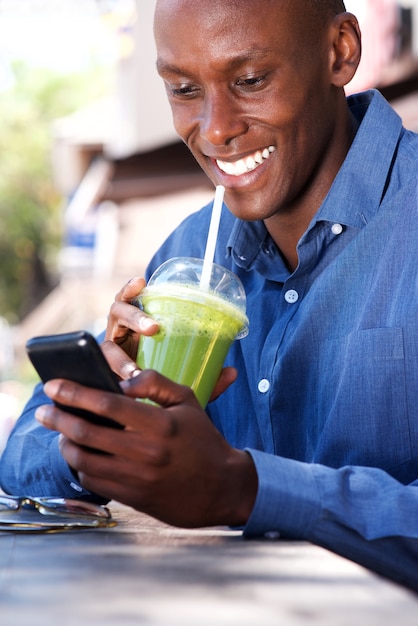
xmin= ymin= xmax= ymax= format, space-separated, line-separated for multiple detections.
xmin=0 ymin=496 xmax=116 ymax=532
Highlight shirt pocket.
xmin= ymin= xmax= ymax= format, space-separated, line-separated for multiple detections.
xmin=316 ymin=327 xmax=411 ymax=472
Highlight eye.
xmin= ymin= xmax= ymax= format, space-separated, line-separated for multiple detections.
xmin=167 ymin=82 xmax=200 ymax=98
xmin=235 ymin=75 xmax=267 ymax=89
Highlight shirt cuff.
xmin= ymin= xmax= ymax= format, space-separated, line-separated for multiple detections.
xmin=243 ymin=448 xmax=321 ymax=539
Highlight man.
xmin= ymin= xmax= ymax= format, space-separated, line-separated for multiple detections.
xmin=2 ymin=0 xmax=418 ymax=590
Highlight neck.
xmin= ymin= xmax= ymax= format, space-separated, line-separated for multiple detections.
xmin=265 ymin=107 xmax=359 ymax=272
xmin=264 ymin=207 xmax=315 ymax=273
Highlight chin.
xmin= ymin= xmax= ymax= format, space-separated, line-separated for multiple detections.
xmin=224 ymin=192 xmax=269 ymax=222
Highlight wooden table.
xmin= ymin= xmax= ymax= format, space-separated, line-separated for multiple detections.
xmin=0 ymin=502 xmax=417 ymax=626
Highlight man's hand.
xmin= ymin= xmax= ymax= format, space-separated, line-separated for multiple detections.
xmin=101 ymin=275 xmax=238 ymax=401
xmin=102 ymin=277 xmax=159 ymax=380
xmin=35 ymin=370 xmax=258 ymax=529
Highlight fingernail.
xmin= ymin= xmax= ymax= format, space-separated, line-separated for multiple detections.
xmin=43 ymin=380 xmax=59 ymax=396
xmin=140 ymin=317 xmax=158 ymax=331
xmin=35 ymin=405 xmax=49 ymax=424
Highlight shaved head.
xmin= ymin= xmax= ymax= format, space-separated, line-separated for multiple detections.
xmin=156 ymin=0 xmax=346 ymax=15
xmin=307 ymin=0 xmax=347 ymax=31
xmin=312 ymin=0 xmax=346 ymax=12
xmin=155 ymin=0 xmax=348 ymax=35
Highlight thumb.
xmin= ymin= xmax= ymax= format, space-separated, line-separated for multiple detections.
xmin=120 ymin=369 xmax=198 ymax=408
xmin=209 ymin=367 xmax=238 ymax=402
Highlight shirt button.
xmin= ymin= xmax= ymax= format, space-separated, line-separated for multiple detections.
xmin=284 ymin=289 xmax=299 ymax=304
xmin=264 ymin=530 xmax=281 ymax=540
xmin=331 ymin=223 xmax=343 ymax=235
xmin=258 ymin=379 xmax=270 ymax=393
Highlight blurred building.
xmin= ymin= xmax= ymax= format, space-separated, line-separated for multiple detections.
xmin=14 ymin=0 xmax=418 ymax=351
xmin=346 ymin=0 xmax=401 ymax=93
xmin=15 ymin=0 xmax=212 ymax=352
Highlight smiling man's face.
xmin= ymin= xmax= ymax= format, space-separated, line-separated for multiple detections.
xmin=154 ymin=0 xmax=357 ymax=223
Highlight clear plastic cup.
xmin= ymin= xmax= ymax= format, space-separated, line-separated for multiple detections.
xmin=136 ymin=257 xmax=248 ymax=407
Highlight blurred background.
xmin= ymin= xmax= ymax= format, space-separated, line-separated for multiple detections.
xmin=0 ymin=0 xmax=418 ymax=450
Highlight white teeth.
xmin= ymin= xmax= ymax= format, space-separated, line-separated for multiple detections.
xmin=216 ymin=146 xmax=275 ymax=177
xmin=236 ymin=159 xmax=247 ymax=175
xmin=222 ymin=161 xmax=235 ymax=175
xmin=245 ymin=156 xmax=256 ymax=170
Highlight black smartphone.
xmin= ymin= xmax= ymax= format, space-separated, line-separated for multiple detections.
xmin=26 ymin=330 xmax=123 ymax=429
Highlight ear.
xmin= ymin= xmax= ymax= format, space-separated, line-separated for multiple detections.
xmin=328 ymin=13 xmax=362 ymax=88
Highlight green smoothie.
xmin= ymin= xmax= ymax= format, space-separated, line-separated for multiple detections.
xmin=136 ymin=283 xmax=248 ymax=407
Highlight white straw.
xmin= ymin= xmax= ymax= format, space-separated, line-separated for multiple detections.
xmin=200 ymin=185 xmax=225 ymax=290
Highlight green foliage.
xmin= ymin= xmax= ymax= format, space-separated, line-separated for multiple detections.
xmin=0 ymin=61 xmax=110 ymax=322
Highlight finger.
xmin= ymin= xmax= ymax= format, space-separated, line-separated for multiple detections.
xmin=121 ymin=369 xmax=200 ymax=409
xmin=59 ymin=427 xmax=170 ymax=479
xmin=114 ymin=276 xmax=146 ymax=303
xmin=101 ymin=340 xmax=141 ymax=380
xmin=36 ymin=404 xmax=124 ymax=448
xmin=106 ymin=300 xmax=159 ymax=342
xmin=39 ymin=378 xmax=159 ymax=430
xmin=37 ymin=397 xmax=173 ymax=474
xmin=71 ymin=470 xmax=149 ymax=511
xmin=57 ymin=437 xmax=124 ymax=495
xmin=74 ymin=469 xmax=172 ymax=519
xmin=79 ymin=477 xmax=138 ymax=507
xmin=209 ymin=367 xmax=238 ymax=402
xmin=57 ymin=416 xmax=169 ymax=473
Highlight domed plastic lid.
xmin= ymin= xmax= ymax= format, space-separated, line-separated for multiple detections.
xmin=148 ymin=256 xmax=246 ymax=308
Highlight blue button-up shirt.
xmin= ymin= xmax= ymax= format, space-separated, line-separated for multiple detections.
xmin=1 ymin=90 xmax=418 ymax=589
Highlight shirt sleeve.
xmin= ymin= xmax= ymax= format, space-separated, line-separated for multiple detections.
xmin=0 ymin=382 xmax=97 ymax=500
xmin=0 ymin=208 xmax=215 ymax=500
xmin=244 ymin=448 xmax=418 ymax=590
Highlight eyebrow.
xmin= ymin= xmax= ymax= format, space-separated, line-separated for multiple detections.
xmin=156 ymin=59 xmax=184 ymax=76
xmin=156 ymin=47 xmax=274 ymax=77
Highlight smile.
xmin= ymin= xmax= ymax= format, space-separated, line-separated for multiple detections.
xmin=216 ymin=146 xmax=275 ymax=177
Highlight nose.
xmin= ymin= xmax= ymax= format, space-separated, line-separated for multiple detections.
xmin=199 ymin=90 xmax=248 ymax=147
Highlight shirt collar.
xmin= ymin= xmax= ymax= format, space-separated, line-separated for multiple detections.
xmin=227 ymin=219 xmax=271 ymax=269
xmin=313 ymin=89 xmax=403 ymax=229
xmin=227 ymin=89 xmax=404 ymax=264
